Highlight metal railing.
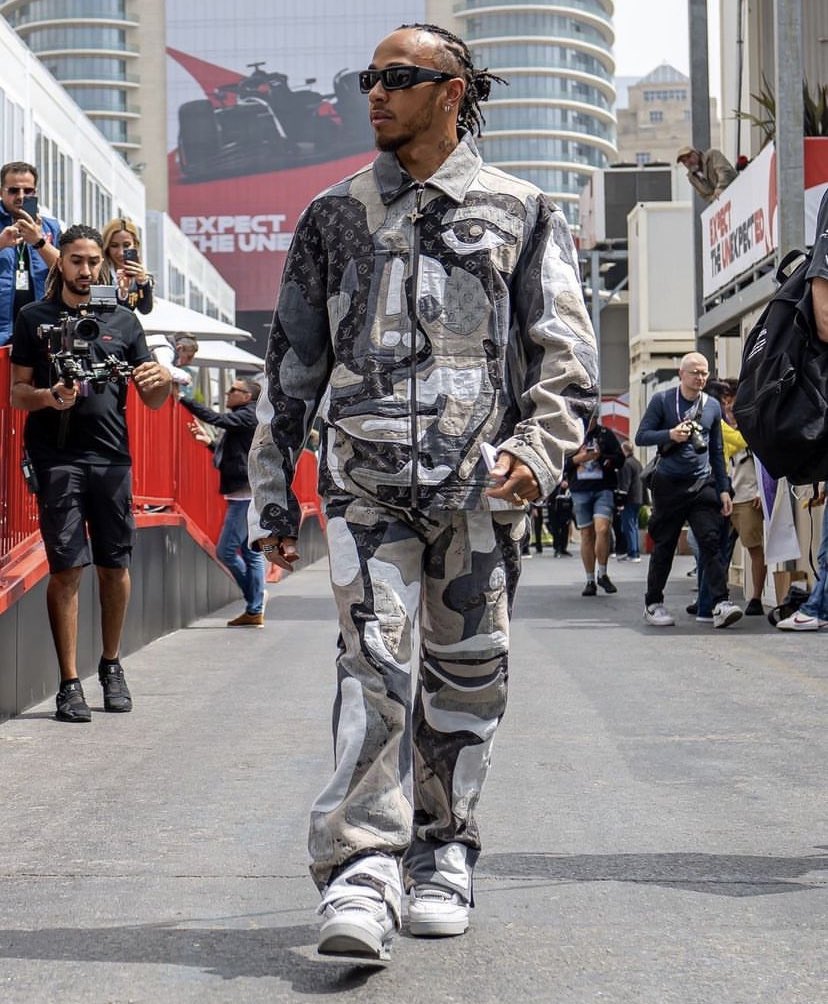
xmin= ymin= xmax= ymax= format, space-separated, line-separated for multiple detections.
xmin=0 ymin=347 xmax=322 ymax=590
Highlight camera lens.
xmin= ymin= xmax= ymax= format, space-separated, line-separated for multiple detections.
xmin=74 ymin=316 xmax=100 ymax=341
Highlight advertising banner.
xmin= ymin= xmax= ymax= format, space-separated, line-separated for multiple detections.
xmin=166 ymin=1 xmax=426 ymax=314
xmin=701 ymin=138 xmax=828 ymax=299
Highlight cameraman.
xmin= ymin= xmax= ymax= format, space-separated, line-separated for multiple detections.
xmin=9 ymin=224 xmax=171 ymax=723
xmin=635 ymin=352 xmax=741 ymax=629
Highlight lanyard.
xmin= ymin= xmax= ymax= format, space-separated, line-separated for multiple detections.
xmin=16 ymin=243 xmax=27 ymax=272
xmin=675 ymin=387 xmax=703 ymax=423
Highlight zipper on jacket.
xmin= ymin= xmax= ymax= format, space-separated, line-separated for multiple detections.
xmin=407 ymin=184 xmax=425 ymax=509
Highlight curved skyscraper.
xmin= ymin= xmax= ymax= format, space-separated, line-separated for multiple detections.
xmin=0 ymin=0 xmax=142 ymax=155
xmin=454 ymin=0 xmax=616 ymax=225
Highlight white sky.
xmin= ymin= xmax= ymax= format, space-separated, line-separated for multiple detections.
xmin=613 ymin=0 xmax=721 ymax=99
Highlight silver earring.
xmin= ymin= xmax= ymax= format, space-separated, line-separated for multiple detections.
xmin=444 ymin=104 xmax=451 ymax=112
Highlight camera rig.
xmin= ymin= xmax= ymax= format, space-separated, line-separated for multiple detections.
xmin=37 ymin=289 xmax=133 ymax=447
xmin=38 ymin=289 xmax=133 ymax=410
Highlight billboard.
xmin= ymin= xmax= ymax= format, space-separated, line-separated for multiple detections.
xmin=701 ymin=138 xmax=828 ymax=298
xmin=166 ymin=1 xmax=427 ymax=314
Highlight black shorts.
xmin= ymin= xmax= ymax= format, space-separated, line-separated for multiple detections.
xmin=34 ymin=462 xmax=135 ymax=573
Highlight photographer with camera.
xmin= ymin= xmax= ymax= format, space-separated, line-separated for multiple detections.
xmin=0 ymin=160 xmax=61 ymax=345
xmin=9 ymin=224 xmax=171 ymax=723
xmin=635 ymin=352 xmax=742 ymax=629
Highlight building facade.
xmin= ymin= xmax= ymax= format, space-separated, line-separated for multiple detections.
xmin=453 ymin=0 xmax=616 ymax=225
xmin=616 ymin=63 xmax=721 ymax=167
xmin=0 ymin=0 xmax=168 ymax=208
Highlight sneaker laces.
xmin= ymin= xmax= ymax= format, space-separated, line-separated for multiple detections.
xmin=413 ymin=886 xmax=460 ymax=904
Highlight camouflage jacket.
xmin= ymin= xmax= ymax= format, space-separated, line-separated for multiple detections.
xmin=249 ymin=133 xmax=598 ymax=541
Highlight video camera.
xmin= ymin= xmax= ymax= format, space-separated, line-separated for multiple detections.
xmin=37 ymin=286 xmax=133 ymax=403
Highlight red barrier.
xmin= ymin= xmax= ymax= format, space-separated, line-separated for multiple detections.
xmin=0 ymin=349 xmax=40 ymax=565
xmin=0 ymin=346 xmax=323 ymax=609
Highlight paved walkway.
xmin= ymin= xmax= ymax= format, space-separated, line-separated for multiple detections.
xmin=1 ymin=547 xmax=826 ymax=1002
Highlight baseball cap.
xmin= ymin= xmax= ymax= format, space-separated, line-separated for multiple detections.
xmin=676 ymin=145 xmax=695 ymax=162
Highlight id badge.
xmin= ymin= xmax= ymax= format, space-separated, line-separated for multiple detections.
xmin=15 ymin=266 xmax=29 ymax=291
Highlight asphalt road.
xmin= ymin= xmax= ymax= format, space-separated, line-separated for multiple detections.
xmin=1 ymin=548 xmax=825 ymax=1003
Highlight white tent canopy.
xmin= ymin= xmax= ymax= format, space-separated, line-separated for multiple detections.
xmin=138 ymin=296 xmax=253 ymax=341
xmin=188 ymin=339 xmax=264 ymax=370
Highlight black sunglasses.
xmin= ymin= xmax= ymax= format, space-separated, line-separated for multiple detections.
xmin=5 ymin=186 xmax=36 ymax=195
xmin=358 ymin=65 xmax=454 ymax=94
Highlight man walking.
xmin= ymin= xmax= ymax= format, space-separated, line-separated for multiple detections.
xmin=10 ymin=224 xmax=171 ymax=721
xmin=635 ymin=352 xmax=742 ymax=628
xmin=616 ymin=441 xmax=643 ymax=563
xmin=249 ymin=23 xmax=598 ymax=962
xmin=566 ymin=414 xmax=625 ymax=595
xmin=182 ymin=378 xmax=266 ymax=627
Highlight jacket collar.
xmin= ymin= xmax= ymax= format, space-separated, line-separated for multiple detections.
xmin=373 ymin=131 xmax=482 ymax=207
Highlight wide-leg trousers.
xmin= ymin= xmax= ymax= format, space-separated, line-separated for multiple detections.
xmin=308 ymin=497 xmax=525 ymax=905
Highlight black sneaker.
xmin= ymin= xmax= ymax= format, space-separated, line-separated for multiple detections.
xmin=744 ymin=598 xmax=764 ymax=616
xmin=597 ymin=574 xmax=617 ymax=594
xmin=686 ymin=602 xmax=699 ymax=616
xmin=55 ymin=679 xmax=92 ymax=723
xmin=98 ymin=660 xmax=132 ymax=713
xmin=582 ymin=581 xmax=597 ymax=596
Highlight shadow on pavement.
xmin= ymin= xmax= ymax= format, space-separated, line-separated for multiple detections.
xmin=0 ymin=921 xmax=387 ymax=991
xmin=479 ymin=849 xmax=828 ymax=897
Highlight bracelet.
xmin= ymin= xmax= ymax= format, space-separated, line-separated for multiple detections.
xmin=32 ymin=237 xmax=46 ymax=250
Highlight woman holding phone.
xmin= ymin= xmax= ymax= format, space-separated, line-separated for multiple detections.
xmin=100 ymin=218 xmax=154 ymax=314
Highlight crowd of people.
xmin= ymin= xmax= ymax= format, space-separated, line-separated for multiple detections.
xmin=1 ymin=158 xmax=262 ymax=718
xmin=3 ymin=17 xmax=828 ymax=972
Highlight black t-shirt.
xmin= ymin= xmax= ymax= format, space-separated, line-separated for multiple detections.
xmin=10 ymin=298 xmax=151 ymax=465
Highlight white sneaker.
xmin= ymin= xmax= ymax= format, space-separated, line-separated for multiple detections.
xmin=318 ymin=893 xmax=396 ymax=960
xmin=776 ymin=611 xmax=827 ymax=631
xmin=644 ymin=603 xmax=674 ymax=626
xmin=712 ymin=600 xmax=743 ymax=628
xmin=629 ymin=556 xmax=642 ymax=563
xmin=408 ymin=886 xmax=470 ymax=937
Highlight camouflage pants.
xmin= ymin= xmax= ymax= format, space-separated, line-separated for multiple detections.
xmin=309 ymin=497 xmax=525 ymax=904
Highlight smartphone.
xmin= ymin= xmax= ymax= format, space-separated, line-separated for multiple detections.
xmin=21 ymin=195 xmax=38 ymax=219
xmin=122 ymin=247 xmax=139 ymax=264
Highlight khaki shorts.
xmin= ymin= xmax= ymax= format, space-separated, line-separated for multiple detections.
xmin=730 ymin=500 xmax=764 ymax=549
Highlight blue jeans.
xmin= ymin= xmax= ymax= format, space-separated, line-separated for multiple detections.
xmin=217 ymin=499 xmax=265 ymax=614
xmin=800 ymin=504 xmax=828 ymax=620
xmin=621 ymin=503 xmax=641 ymax=558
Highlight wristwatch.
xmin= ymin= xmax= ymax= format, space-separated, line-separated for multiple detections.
xmin=32 ymin=237 xmax=46 ymax=250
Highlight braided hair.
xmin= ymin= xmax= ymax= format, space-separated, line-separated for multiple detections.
xmin=397 ymin=23 xmax=507 ymax=136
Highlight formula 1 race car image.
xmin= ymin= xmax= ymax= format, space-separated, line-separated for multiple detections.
xmin=177 ymin=62 xmax=374 ymax=180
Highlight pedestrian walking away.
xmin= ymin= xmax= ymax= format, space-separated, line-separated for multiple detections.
xmin=248 ymin=21 xmax=599 ymax=964
xmin=615 ymin=440 xmax=643 ymax=562
xmin=9 ymin=224 xmax=171 ymax=722
xmin=635 ymin=352 xmax=742 ymax=629
xmin=181 ymin=378 xmax=266 ymax=627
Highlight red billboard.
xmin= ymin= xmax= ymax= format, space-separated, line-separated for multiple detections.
xmin=166 ymin=2 xmax=426 ymax=313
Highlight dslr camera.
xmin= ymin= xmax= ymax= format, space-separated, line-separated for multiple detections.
xmin=37 ymin=286 xmax=132 ymax=401
xmin=684 ymin=420 xmax=707 ymax=453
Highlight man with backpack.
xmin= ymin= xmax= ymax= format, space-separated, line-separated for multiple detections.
xmin=635 ymin=352 xmax=743 ymax=629
xmin=810 ymin=189 xmax=828 ymax=341
xmin=774 ymin=191 xmax=828 ymax=629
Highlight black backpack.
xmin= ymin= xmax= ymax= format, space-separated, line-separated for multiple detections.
xmin=733 ymin=249 xmax=828 ymax=485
